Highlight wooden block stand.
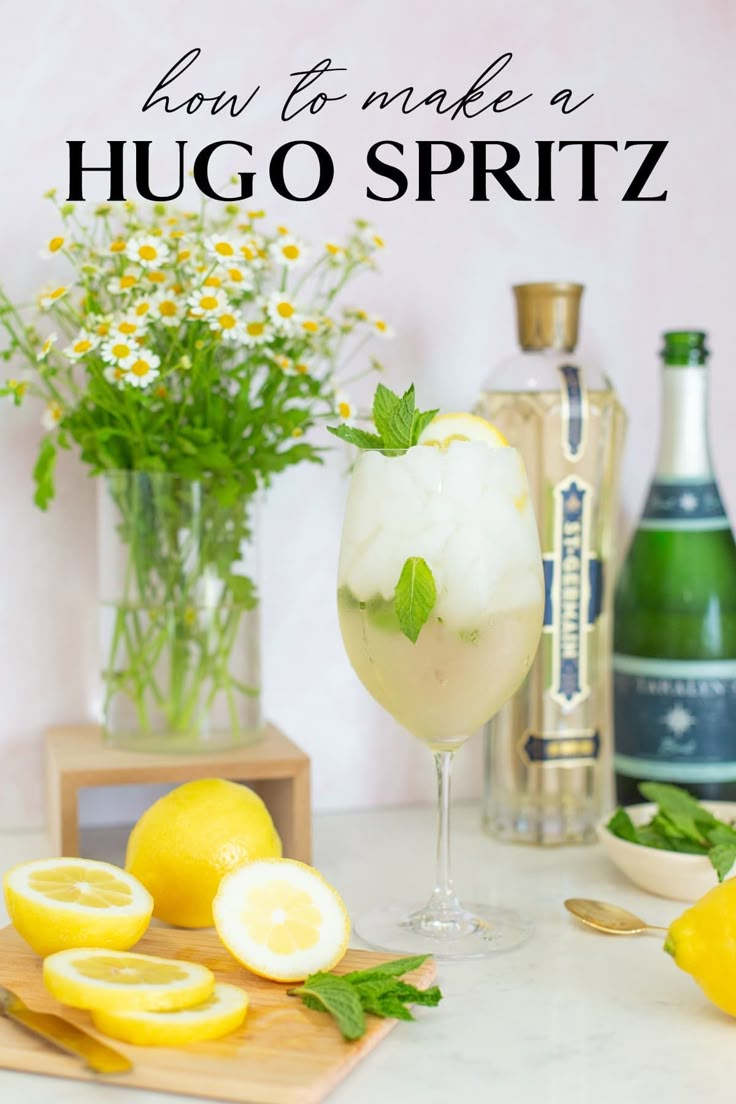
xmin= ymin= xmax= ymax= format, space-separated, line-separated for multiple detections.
xmin=45 ymin=723 xmax=311 ymax=863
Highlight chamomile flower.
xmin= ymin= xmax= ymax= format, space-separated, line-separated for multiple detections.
xmin=356 ymin=222 xmax=386 ymax=251
xmin=300 ymin=317 xmax=321 ymax=335
xmin=187 ymin=289 xmax=230 ymax=319
xmin=205 ymin=235 xmax=238 ymax=261
xmin=41 ymin=401 xmax=63 ymax=430
xmin=241 ymin=317 xmax=271 ymax=347
xmin=5 ymin=378 xmax=28 ymax=403
xmin=270 ymin=235 xmax=308 ymax=267
xmin=334 ymin=390 xmax=355 ymax=423
xmin=151 ymin=293 xmax=184 ymax=327
xmin=109 ymin=238 xmax=127 ymax=254
xmin=107 ymin=272 xmax=139 ymax=296
xmin=371 ymin=315 xmax=394 ymax=338
xmin=208 ymin=310 xmax=246 ymax=342
xmin=220 ymin=264 xmax=253 ymax=290
xmin=145 ymin=269 xmax=168 ymax=286
xmin=38 ymin=286 xmax=68 ymax=310
xmin=131 ymin=297 xmax=154 ymax=319
xmin=126 ymin=236 xmax=168 ymax=269
xmin=272 ymin=353 xmax=292 ymax=371
xmin=238 ymin=237 xmax=265 ymax=267
xmin=37 ymin=333 xmax=57 ymax=360
xmin=264 ymin=291 xmax=300 ymax=332
xmin=325 ymin=241 xmax=344 ymax=260
xmin=40 ymin=236 xmax=65 ymax=258
xmin=64 ymin=331 xmax=99 ymax=360
xmin=101 ymin=339 xmax=137 ymax=370
xmin=125 ymin=351 xmax=161 ymax=389
xmin=104 ymin=364 xmax=129 ymax=387
xmin=109 ymin=314 xmax=147 ymax=341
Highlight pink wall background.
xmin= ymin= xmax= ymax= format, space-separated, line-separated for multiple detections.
xmin=0 ymin=0 xmax=734 ymax=829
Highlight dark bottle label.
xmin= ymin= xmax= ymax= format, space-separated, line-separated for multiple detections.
xmin=520 ymin=729 xmax=600 ymax=765
xmin=614 ymin=655 xmax=736 ymax=782
xmin=558 ymin=364 xmax=587 ymax=461
xmin=639 ymin=478 xmax=730 ymax=531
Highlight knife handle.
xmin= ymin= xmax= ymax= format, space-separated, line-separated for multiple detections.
xmin=7 ymin=1002 xmax=132 ymax=1076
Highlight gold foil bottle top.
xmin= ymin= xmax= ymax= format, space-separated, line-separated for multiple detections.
xmin=513 ymin=282 xmax=584 ymax=352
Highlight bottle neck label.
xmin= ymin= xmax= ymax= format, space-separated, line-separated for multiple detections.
xmin=638 ymin=477 xmax=730 ymax=532
xmin=656 ymin=366 xmax=713 ymax=479
xmin=558 ymin=363 xmax=587 ymax=461
xmin=614 ymin=655 xmax=736 ymax=782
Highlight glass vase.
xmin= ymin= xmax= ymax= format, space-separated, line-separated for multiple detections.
xmin=98 ymin=471 xmax=262 ymax=752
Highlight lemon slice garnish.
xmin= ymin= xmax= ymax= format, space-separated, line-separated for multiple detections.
xmin=91 ymin=982 xmax=249 ymax=1047
xmin=417 ymin=412 xmax=509 ymax=449
xmin=213 ymin=859 xmax=351 ymax=983
xmin=3 ymin=858 xmax=153 ymax=956
xmin=43 ymin=948 xmax=215 ymax=1012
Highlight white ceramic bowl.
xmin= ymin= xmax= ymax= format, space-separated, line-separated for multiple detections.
xmin=597 ymin=801 xmax=736 ymax=902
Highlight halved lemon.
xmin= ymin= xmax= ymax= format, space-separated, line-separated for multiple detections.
xmin=43 ymin=948 xmax=215 ymax=1012
xmin=417 ymin=412 xmax=509 ymax=448
xmin=91 ymin=982 xmax=249 ymax=1047
xmin=213 ymin=859 xmax=351 ymax=983
xmin=3 ymin=857 xmax=153 ymax=956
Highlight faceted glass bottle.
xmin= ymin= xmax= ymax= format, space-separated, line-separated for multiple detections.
xmin=477 ymin=283 xmax=627 ymax=844
xmin=614 ymin=332 xmax=736 ymax=802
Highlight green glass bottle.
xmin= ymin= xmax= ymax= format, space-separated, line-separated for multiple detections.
xmin=614 ymin=331 xmax=736 ymax=802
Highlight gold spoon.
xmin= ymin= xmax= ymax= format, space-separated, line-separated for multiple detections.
xmin=564 ymin=897 xmax=669 ymax=935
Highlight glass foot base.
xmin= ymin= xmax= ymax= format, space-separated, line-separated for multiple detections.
xmin=355 ymin=902 xmax=532 ymax=959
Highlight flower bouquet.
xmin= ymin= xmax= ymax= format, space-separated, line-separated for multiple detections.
xmin=0 ymin=197 xmax=387 ymax=750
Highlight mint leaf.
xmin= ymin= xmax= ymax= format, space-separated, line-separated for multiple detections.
xmin=394 ymin=557 xmax=437 ymax=643
xmin=343 ymin=955 xmax=429 ymax=982
xmin=382 ymin=385 xmax=416 ymax=450
xmin=327 ymin=424 xmax=385 ymax=449
xmin=709 ymin=843 xmax=736 ymax=882
xmin=412 ymin=407 xmax=440 ymax=445
xmin=33 ymin=436 xmax=57 ymax=511
xmin=372 ymin=383 xmax=402 ymax=440
xmin=639 ymin=782 xmax=719 ymax=829
xmin=607 ymin=807 xmax=639 ymax=844
xmin=288 ymin=974 xmax=366 ymax=1041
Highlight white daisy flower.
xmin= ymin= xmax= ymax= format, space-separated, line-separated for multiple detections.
xmin=40 ymin=236 xmax=65 ymax=259
xmin=205 ymin=235 xmax=239 ymax=261
xmin=220 ymin=263 xmax=254 ymax=290
xmin=100 ymin=339 xmax=137 ymax=369
xmin=241 ymin=317 xmax=271 ymax=347
xmin=324 ymin=241 xmax=344 ymax=261
xmin=38 ymin=286 xmax=68 ymax=310
xmin=334 ymin=390 xmax=355 ymax=423
xmin=209 ymin=310 xmax=246 ymax=343
xmin=107 ymin=272 xmax=139 ymax=296
xmin=151 ymin=293 xmax=184 ymax=327
xmin=104 ymin=364 xmax=129 ymax=387
xmin=37 ymin=333 xmax=57 ymax=360
xmin=264 ymin=291 xmax=300 ymax=333
xmin=126 ymin=236 xmax=169 ymax=269
xmin=357 ymin=223 xmax=386 ymax=251
xmin=64 ymin=331 xmax=99 ymax=360
xmin=131 ymin=297 xmax=154 ymax=319
xmin=270 ymin=235 xmax=308 ymax=268
xmin=126 ymin=351 xmax=161 ymax=389
xmin=371 ymin=315 xmax=394 ymax=338
xmin=187 ymin=289 xmax=230 ymax=318
xmin=109 ymin=314 xmax=146 ymax=341
xmin=41 ymin=401 xmax=63 ymax=430
xmin=238 ymin=236 xmax=266 ymax=267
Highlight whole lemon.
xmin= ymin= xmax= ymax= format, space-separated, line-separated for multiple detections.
xmin=665 ymin=877 xmax=736 ymax=1016
xmin=125 ymin=779 xmax=282 ymax=928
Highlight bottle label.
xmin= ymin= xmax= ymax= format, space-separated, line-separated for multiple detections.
xmin=614 ymin=655 xmax=736 ymax=782
xmin=519 ymin=728 xmax=600 ymax=766
xmin=638 ymin=478 xmax=730 ymax=532
xmin=542 ymin=475 xmax=601 ymax=710
xmin=559 ymin=364 xmax=588 ymax=462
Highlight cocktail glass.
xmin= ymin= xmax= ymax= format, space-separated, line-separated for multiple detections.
xmin=337 ymin=442 xmax=544 ymax=957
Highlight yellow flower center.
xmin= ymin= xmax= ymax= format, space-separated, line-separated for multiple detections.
xmin=246 ymin=322 xmax=265 ymax=337
xmin=97 ymin=322 xmax=110 ymax=336
xmin=147 ymin=271 xmax=166 ymax=284
xmin=130 ymin=359 xmax=151 ymax=377
xmin=50 ymin=287 xmax=66 ymax=300
xmin=178 ymin=250 xmax=191 ymax=262
xmin=325 ymin=242 xmax=342 ymax=255
xmin=169 ymin=230 xmax=184 ymax=239
xmin=111 ymin=343 xmax=130 ymax=359
xmin=110 ymin=240 xmax=126 ymax=253
xmin=295 ymin=363 xmax=310 ymax=375
xmin=215 ymin=241 xmax=234 ymax=256
xmin=74 ymin=340 xmax=92 ymax=354
xmin=200 ymin=296 xmax=218 ymax=311
xmin=240 ymin=245 xmax=255 ymax=261
xmin=228 ymin=268 xmax=243 ymax=282
xmin=118 ymin=321 xmax=137 ymax=335
xmin=204 ymin=276 xmax=221 ymax=288
xmin=282 ymin=244 xmax=299 ymax=260
xmin=218 ymin=313 xmax=237 ymax=330
xmin=338 ymin=401 xmax=352 ymax=419
xmin=276 ymin=301 xmax=294 ymax=319
xmin=277 ymin=225 xmax=289 ymax=236
xmin=374 ymin=319 xmax=387 ymax=332
xmin=138 ymin=244 xmax=157 ymax=261
xmin=135 ymin=302 xmax=151 ymax=316
xmin=302 ymin=320 xmax=319 ymax=333
xmin=120 ymin=276 xmax=137 ymax=290
xmin=372 ymin=234 xmax=385 ymax=248
xmin=158 ymin=300 xmax=177 ymax=317
xmin=48 ymin=237 xmax=64 ymax=253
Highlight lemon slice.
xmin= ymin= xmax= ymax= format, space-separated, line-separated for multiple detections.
xmin=213 ymin=859 xmax=351 ymax=983
xmin=43 ymin=948 xmax=215 ymax=1012
xmin=417 ymin=412 xmax=509 ymax=448
xmin=3 ymin=858 xmax=153 ymax=956
xmin=91 ymin=982 xmax=249 ymax=1047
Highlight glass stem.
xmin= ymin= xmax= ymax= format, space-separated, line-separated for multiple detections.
xmin=429 ymin=750 xmax=462 ymax=917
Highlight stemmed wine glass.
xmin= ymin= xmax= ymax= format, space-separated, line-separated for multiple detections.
xmin=337 ymin=441 xmax=544 ymax=958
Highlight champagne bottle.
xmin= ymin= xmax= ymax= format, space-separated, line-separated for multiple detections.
xmin=614 ymin=331 xmax=736 ymax=802
xmin=477 ymin=283 xmax=626 ymax=844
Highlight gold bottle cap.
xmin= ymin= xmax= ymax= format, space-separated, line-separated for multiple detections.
xmin=513 ymin=282 xmax=584 ymax=352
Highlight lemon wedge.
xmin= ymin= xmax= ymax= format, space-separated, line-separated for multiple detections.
xmin=417 ymin=412 xmax=509 ymax=448
xmin=91 ymin=982 xmax=249 ymax=1047
xmin=43 ymin=948 xmax=215 ymax=1013
xmin=213 ymin=859 xmax=351 ymax=983
xmin=3 ymin=857 xmax=153 ymax=956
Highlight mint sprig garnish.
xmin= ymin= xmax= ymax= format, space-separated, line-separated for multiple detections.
xmin=288 ymin=955 xmax=442 ymax=1041
xmin=394 ymin=556 xmax=437 ymax=643
xmin=328 ymin=382 xmax=438 ymax=453
xmin=607 ymin=782 xmax=736 ymax=880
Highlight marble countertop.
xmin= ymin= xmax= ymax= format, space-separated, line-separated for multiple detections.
xmin=0 ymin=804 xmax=731 ymax=1104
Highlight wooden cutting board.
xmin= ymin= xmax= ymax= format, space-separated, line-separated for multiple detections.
xmin=0 ymin=925 xmax=436 ymax=1104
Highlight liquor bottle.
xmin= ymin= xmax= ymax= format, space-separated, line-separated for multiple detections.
xmin=614 ymin=331 xmax=736 ymax=802
xmin=476 ymin=283 xmax=626 ymax=844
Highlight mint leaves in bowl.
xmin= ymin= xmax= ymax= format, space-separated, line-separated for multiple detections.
xmin=598 ymin=783 xmax=736 ymax=902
